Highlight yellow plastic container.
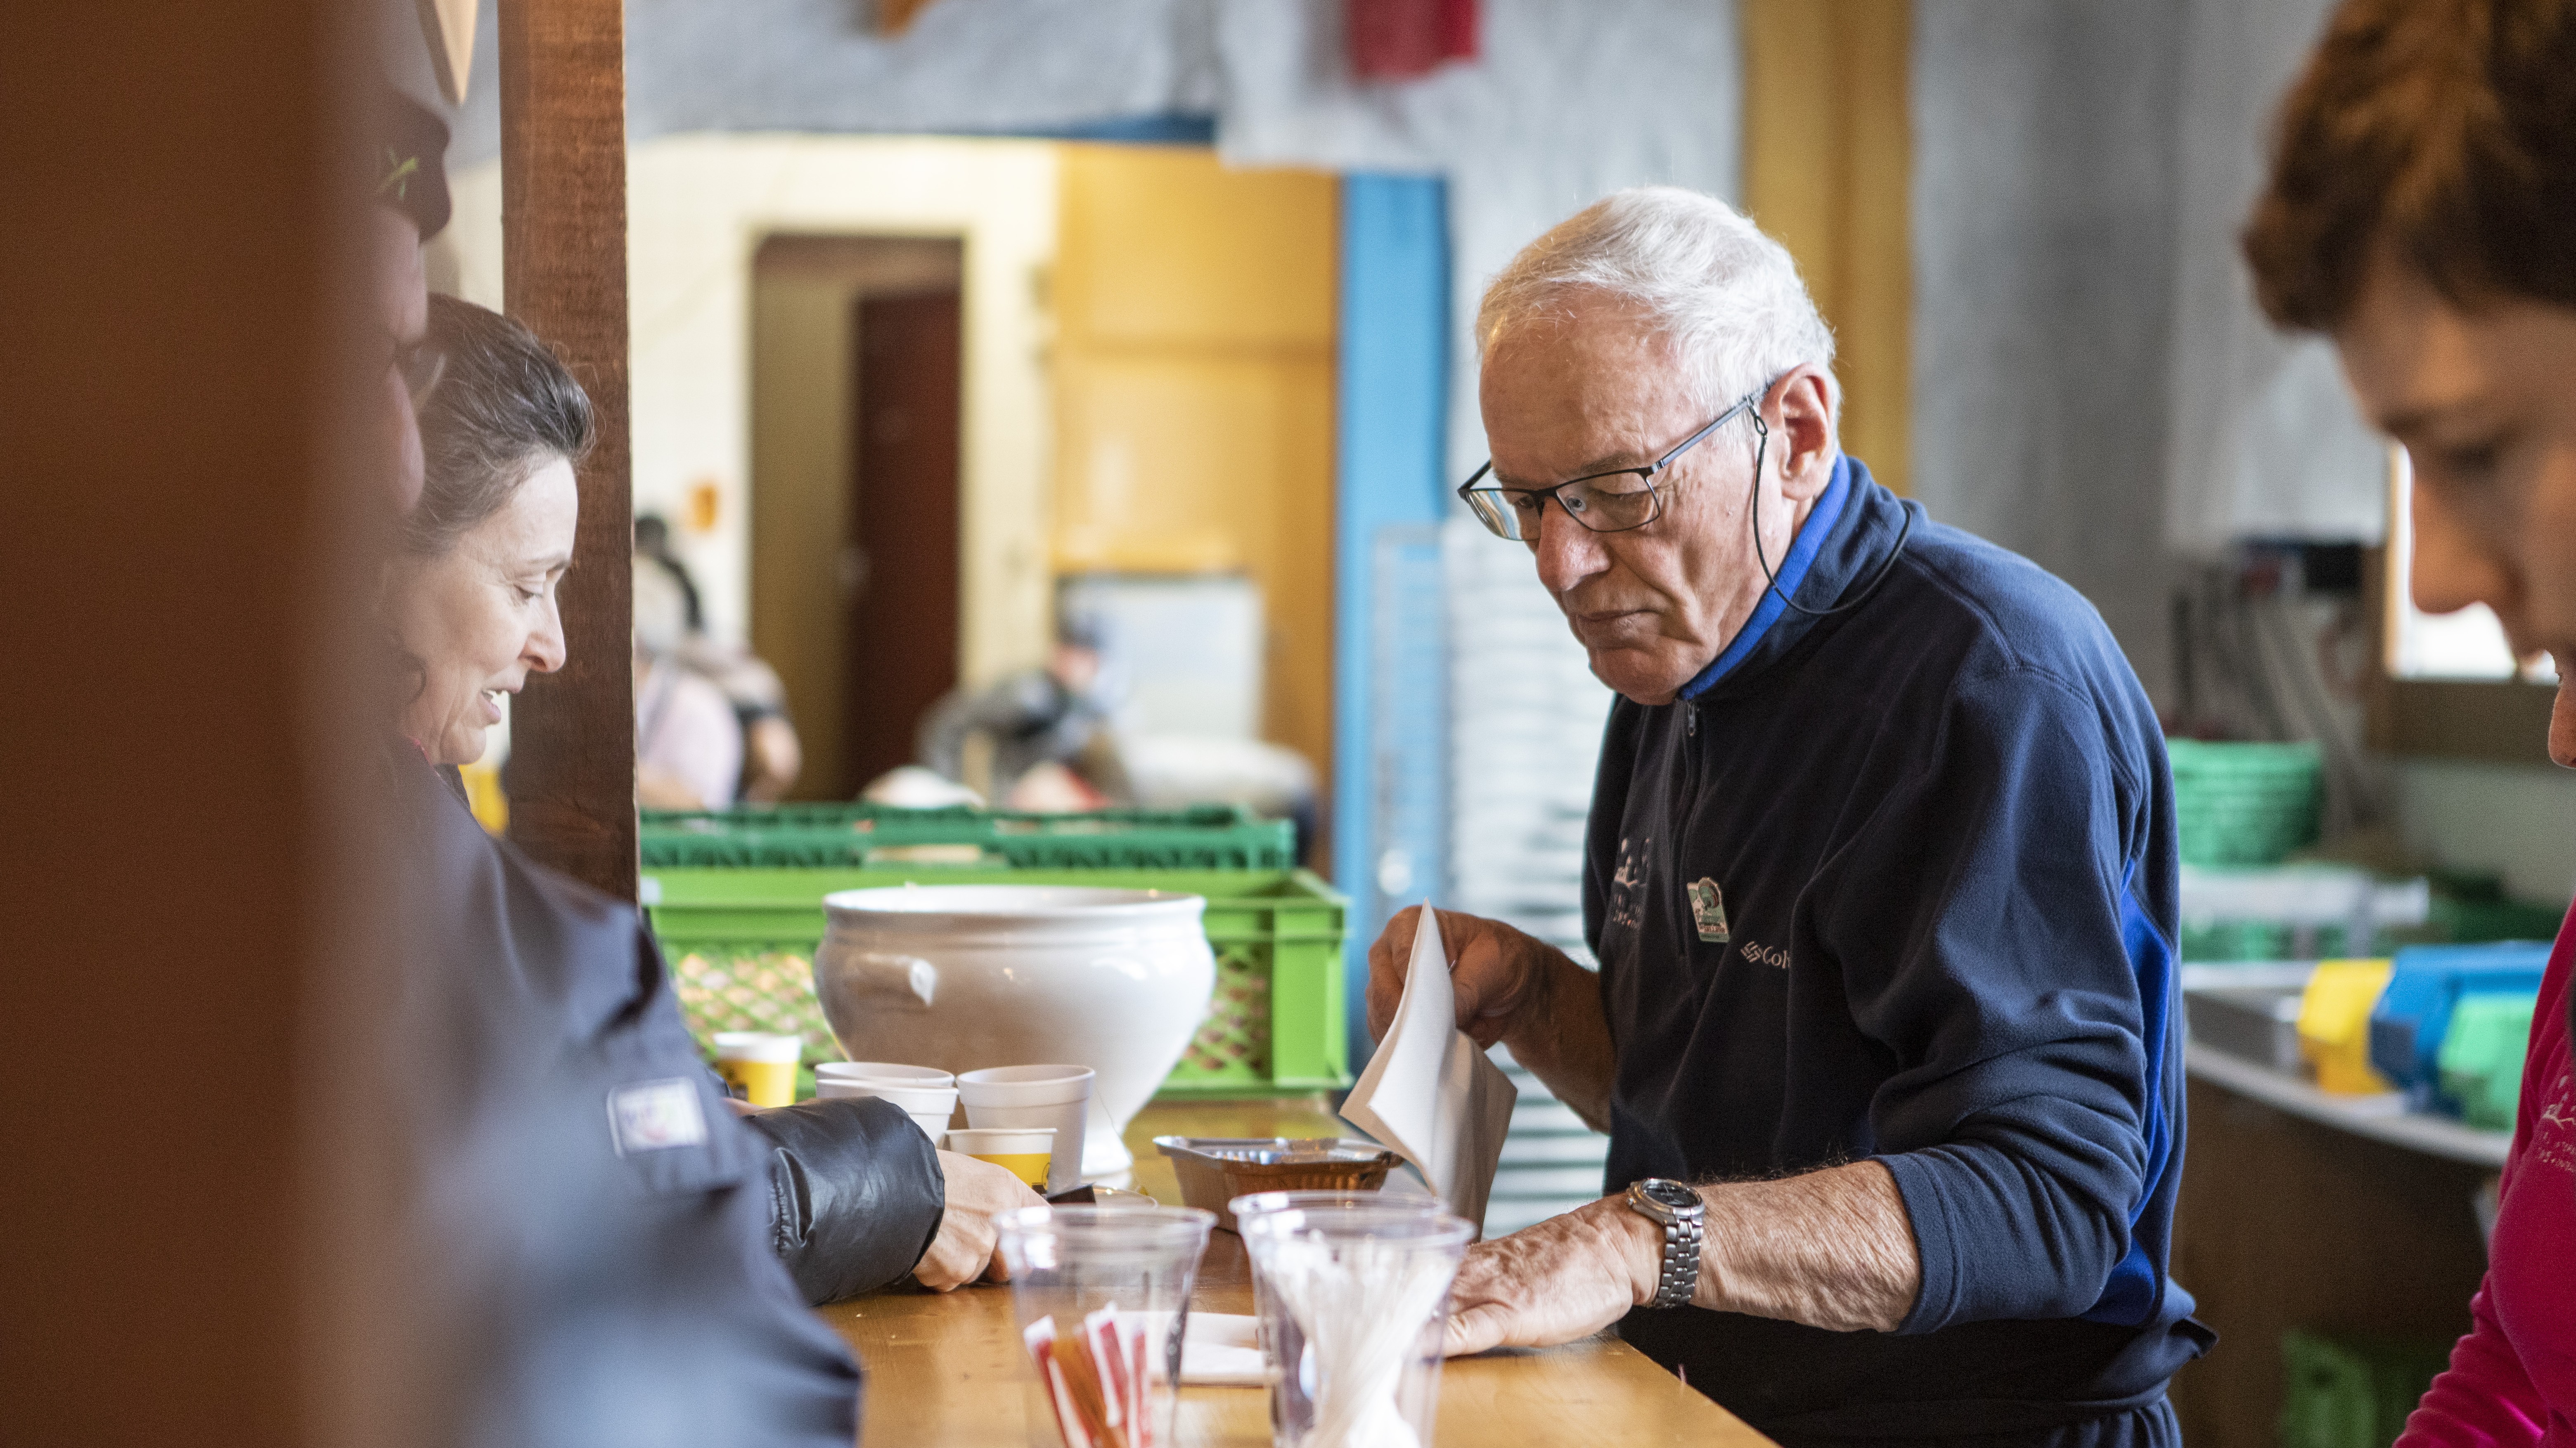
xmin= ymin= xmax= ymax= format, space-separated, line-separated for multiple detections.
xmin=2299 ymin=959 xmax=2396 ymax=1095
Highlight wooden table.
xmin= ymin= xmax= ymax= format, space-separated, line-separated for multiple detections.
xmin=822 ymin=1097 xmax=1771 ymax=1447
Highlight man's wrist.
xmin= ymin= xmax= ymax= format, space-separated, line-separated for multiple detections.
xmin=1596 ymin=1193 xmax=1675 ymax=1308
xmin=1495 ymin=939 xmax=1575 ymax=1062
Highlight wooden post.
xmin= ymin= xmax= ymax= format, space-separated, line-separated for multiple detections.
xmin=500 ymin=0 xmax=638 ymax=900
xmin=2 ymin=1 xmax=352 ymax=1441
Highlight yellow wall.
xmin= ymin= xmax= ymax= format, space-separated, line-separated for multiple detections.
xmin=445 ymin=136 xmax=1060 ymax=692
xmin=1051 ymin=145 xmax=1340 ymax=795
xmin=1742 ymin=0 xmax=1913 ymax=495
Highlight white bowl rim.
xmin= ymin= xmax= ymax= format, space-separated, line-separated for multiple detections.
xmin=822 ymin=884 xmax=1207 ymax=921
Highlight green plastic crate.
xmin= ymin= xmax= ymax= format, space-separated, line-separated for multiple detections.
xmin=642 ymin=867 xmax=1348 ymax=1099
xmin=2280 ymin=1329 xmax=2449 ymax=1448
xmin=640 ymin=803 xmax=1295 ymax=871
xmin=2169 ymin=739 xmax=2324 ymax=867
xmin=2439 ymin=992 xmax=2537 ymax=1131
xmin=2180 ymin=919 xmax=2387 ymax=963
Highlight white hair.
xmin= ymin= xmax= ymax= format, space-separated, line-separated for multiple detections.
xmin=1478 ymin=187 xmax=1837 ymax=428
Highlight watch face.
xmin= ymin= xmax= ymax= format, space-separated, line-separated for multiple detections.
xmin=1641 ymin=1179 xmax=1698 ymax=1211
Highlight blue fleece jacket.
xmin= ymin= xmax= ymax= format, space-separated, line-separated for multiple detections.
xmin=1586 ymin=458 xmax=2211 ymax=1440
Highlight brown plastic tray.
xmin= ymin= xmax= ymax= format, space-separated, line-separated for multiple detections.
xmin=1152 ymin=1136 xmax=1401 ymax=1231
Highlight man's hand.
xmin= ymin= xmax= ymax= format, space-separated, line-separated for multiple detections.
xmin=1366 ymin=907 xmax=1553 ymax=1047
xmin=914 ymin=1151 xmax=1046 ymax=1291
xmin=1441 ymin=1196 xmax=1659 ymax=1356
xmin=1366 ymin=906 xmax=1619 ymax=1128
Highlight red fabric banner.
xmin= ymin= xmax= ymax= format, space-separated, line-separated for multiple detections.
xmin=1346 ymin=0 xmax=1480 ymax=80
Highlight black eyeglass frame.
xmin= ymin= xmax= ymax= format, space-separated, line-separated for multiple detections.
xmin=1455 ymin=383 xmax=1768 ymax=542
xmin=384 ymin=335 xmax=446 ymax=409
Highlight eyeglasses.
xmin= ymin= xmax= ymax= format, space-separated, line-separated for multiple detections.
xmin=1456 ymin=385 xmax=1766 ymax=542
xmin=386 ymin=335 xmax=446 ymax=408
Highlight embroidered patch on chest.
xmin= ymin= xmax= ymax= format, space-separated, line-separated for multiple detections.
xmin=1686 ymin=878 xmax=1729 ymax=944
xmin=608 ymin=1077 xmax=708 ymax=1156
xmin=1609 ymin=835 xmax=1653 ymax=931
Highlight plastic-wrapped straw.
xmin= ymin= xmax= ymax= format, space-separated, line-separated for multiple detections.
xmin=1023 ymin=1304 xmax=1154 ymax=1448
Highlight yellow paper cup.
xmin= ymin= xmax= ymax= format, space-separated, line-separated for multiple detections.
xmin=946 ymin=1127 xmax=1056 ymax=1190
xmin=712 ymin=1031 xmax=802 ymax=1107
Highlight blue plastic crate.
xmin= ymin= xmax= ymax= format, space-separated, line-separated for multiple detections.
xmin=2368 ymin=941 xmax=2550 ymax=1113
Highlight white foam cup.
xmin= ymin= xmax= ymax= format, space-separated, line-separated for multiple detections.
xmin=815 ymin=1078 xmax=960 ymax=1126
xmin=957 ymin=1065 xmax=1094 ymax=1194
xmin=815 ymin=1062 xmax=954 ymax=1088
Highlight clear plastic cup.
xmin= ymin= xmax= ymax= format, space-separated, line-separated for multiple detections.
xmin=994 ymin=1204 xmax=1214 ymax=1448
xmin=1239 ymin=1200 xmax=1472 ymax=1448
xmin=1225 ymin=1188 xmax=1406 ymax=1233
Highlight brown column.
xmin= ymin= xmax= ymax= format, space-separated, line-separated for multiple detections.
xmin=500 ymin=0 xmax=638 ymax=899
xmin=1 ymin=1 xmax=349 ymax=1442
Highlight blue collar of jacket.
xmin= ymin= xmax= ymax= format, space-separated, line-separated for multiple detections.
xmin=1676 ymin=453 xmax=1872 ymax=702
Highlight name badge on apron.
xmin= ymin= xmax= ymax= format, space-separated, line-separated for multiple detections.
xmin=1687 ymin=878 xmax=1729 ymax=944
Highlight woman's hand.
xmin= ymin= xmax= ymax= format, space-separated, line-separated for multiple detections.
xmin=914 ymin=1151 xmax=1047 ymax=1291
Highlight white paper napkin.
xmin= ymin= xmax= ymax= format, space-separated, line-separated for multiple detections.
xmin=1337 ymin=905 xmax=1518 ymax=1235
xmin=1177 ymin=1313 xmax=1266 ymax=1387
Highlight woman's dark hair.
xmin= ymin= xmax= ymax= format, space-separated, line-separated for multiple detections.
xmin=2244 ymin=0 xmax=2576 ymax=331
xmin=407 ymin=294 xmax=594 ymax=557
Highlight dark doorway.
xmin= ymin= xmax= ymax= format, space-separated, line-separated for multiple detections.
xmin=748 ymin=234 xmax=961 ymax=800
xmin=844 ymin=288 xmax=964 ymax=790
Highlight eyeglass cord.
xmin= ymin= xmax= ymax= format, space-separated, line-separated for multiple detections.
xmin=1746 ymin=413 xmax=1913 ymax=618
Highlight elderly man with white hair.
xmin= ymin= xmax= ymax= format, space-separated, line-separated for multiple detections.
xmin=1371 ymin=189 xmax=2209 ymax=1447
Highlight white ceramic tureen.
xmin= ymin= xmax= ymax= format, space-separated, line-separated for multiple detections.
xmin=811 ymin=885 xmax=1216 ymax=1178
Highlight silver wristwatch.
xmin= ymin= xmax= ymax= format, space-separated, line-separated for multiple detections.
xmin=1624 ymin=1178 xmax=1705 ymax=1309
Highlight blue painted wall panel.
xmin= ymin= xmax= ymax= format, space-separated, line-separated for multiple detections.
xmin=1333 ymin=175 xmax=1451 ymax=1069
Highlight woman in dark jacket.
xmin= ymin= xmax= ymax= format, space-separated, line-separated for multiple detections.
xmin=377 ymin=293 xmax=1037 ymax=1443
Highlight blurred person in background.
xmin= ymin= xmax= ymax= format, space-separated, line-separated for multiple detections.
xmin=634 ymin=555 xmax=743 ymax=810
xmin=2244 ymin=0 xmax=2576 ymax=1441
xmin=634 ymin=511 xmax=705 ymax=631
xmin=914 ymin=612 xmax=1122 ymax=807
xmin=702 ymin=646 xmax=804 ymax=804
xmin=635 ymin=516 xmax=805 ymax=803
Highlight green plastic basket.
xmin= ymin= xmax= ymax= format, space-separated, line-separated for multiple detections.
xmin=639 ymin=803 xmax=1295 ymax=871
xmin=2280 ymin=1329 xmax=2450 ymax=1448
xmin=642 ymin=867 xmax=1348 ymax=1099
xmin=2169 ymin=739 xmax=2324 ymax=867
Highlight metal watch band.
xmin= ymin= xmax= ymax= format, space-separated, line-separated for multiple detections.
xmin=1651 ymin=1212 xmax=1702 ymax=1308
xmin=1627 ymin=1180 xmax=1704 ymax=1310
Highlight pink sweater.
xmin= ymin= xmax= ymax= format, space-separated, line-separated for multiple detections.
xmin=2400 ymin=909 xmax=2576 ymax=1447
